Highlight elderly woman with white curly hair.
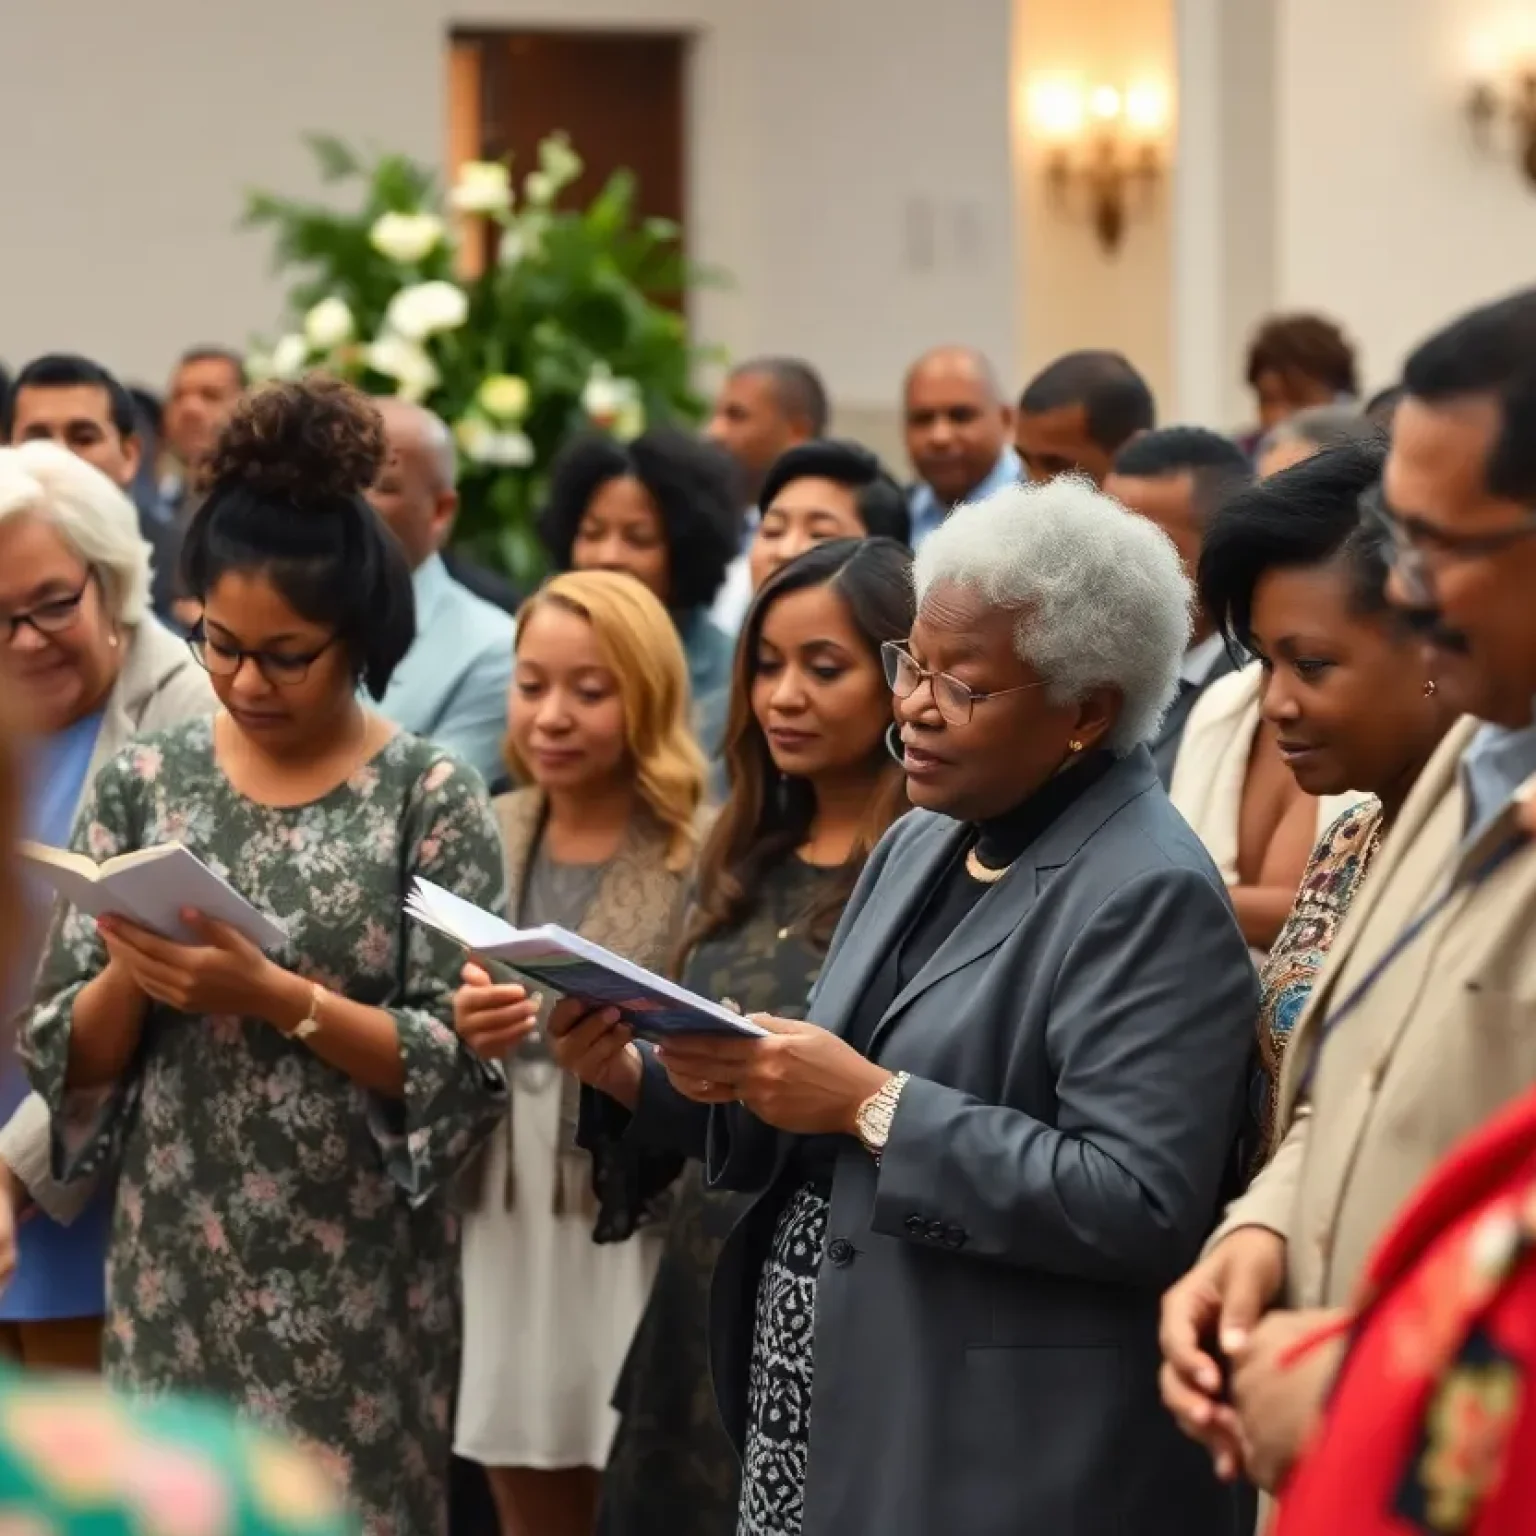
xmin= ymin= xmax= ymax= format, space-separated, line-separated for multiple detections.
xmin=0 ymin=440 xmax=212 ymax=1371
xmin=523 ymin=476 xmax=1261 ymax=1536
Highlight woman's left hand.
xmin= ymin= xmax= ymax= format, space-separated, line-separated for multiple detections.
xmin=98 ymin=909 xmax=300 ymax=1025
xmin=655 ymin=1015 xmax=892 ymax=1136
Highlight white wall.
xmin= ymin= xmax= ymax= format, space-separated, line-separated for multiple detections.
xmin=1275 ymin=0 xmax=1536 ymax=390
xmin=0 ymin=0 xmax=1018 ymax=419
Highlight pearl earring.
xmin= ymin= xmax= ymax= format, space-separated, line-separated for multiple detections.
xmin=108 ymin=631 xmax=120 ymax=650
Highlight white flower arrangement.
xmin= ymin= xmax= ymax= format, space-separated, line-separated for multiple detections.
xmin=246 ymin=130 xmax=712 ymax=584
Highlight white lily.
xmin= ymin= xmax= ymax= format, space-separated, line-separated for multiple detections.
xmin=456 ymin=417 xmax=535 ymax=467
xmin=270 ymin=333 xmax=310 ymax=380
xmin=523 ymin=170 xmax=556 ymax=208
xmin=367 ymin=334 xmax=441 ymax=403
xmin=581 ymin=365 xmax=641 ymax=427
xmin=449 ymin=160 xmax=513 ymax=215
xmin=384 ymin=280 xmax=469 ymax=342
xmin=302 ymin=296 xmax=355 ymax=351
xmin=368 ymin=211 xmax=445 ymax=265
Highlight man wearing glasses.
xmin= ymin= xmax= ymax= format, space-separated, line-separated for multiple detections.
xmin=1160 ymin=286 xmax=1536 ymax=1496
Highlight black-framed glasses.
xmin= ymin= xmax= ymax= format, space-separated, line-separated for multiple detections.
xmin=1361 ymin=481 xmax=1536 ymax=602
xmin=881 ymin=640 xmax=1046 ymax=726
xmin=2 ymin=573 xmax=94 ymax=646
xmin=187 ymin=624 xmax=339 ymax=688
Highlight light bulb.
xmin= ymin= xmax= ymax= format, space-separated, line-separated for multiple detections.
xmin=1029 ymin=79 xmax=1086 ymax=142
xmin=1090 ymin=85 xmax=1123 ymax=121
xmin=1124 ymin=83 xmax=1167 ymax=135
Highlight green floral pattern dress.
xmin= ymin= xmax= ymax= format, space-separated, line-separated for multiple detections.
xmin=18 ymin=719 xmax=509 ymax=1536
xmin=0 ymin=1363 xmax=356 ymax=1532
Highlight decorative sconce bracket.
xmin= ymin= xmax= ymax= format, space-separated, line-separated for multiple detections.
xmin=1029 ymin=81 xmax=1166 ymax=253
xmin=1467 ymin=62 xmax=1536 ymax=185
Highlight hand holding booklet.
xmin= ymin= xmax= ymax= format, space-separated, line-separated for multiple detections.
xmin=20 ymin=841 xmax=288 ymax=950
xmin=406 ymin=877 xmax=766 ymax=1041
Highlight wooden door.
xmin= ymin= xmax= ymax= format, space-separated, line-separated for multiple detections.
xmin=450 ymin=28 xmax=689 ymax=259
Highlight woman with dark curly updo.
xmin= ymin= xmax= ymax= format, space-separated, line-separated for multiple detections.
xmin=19 ymin=378 xmax=510 ymax=1534
xmin=539 ymin=430 xmax=743 ymax=706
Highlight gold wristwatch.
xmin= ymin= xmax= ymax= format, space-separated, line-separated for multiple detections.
xmin=854 ymin=1071 xmax=909 ymax=1159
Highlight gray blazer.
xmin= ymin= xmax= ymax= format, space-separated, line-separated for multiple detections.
xmin=612 ymin=747 xmax=1258 ymax=1536
xmin=0 ymin=617 xmax=215 ymax=1216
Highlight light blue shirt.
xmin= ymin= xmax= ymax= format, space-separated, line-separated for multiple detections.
xmin=1460 ymin=706 xmax=1536 ymax=846
xmin=908 ymin=446 xmax=1022 ymax=548
xmin=377 ymin=554 xmax=516 ymax=786
xmin=0 ymin=710 xmax=113 ymax=1322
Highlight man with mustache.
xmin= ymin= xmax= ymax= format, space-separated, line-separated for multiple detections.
xmin=1159 ymin=286 xmax=1536 ymax=1494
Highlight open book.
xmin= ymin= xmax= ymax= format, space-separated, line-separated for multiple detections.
xmin=407 ymin=877 xmax=767 ymax=1040
xmin=20 ymin=842 xmax=288 ymax=950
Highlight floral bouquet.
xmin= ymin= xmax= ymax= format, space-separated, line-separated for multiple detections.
xmin=244 ymin=133 xmax=717 ymax=584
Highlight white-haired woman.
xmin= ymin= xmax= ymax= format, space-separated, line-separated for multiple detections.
xmin=507 ymin=477 xmax=1263 ymax=1536
xmin=0 ymin=441 xmax=212 ymax=1373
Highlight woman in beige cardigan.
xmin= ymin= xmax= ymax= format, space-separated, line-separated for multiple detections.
xmin=450 ymin=569 xmax=709 ymax=1536
xmin=0 ymin=441 xmax=214 ymax=1369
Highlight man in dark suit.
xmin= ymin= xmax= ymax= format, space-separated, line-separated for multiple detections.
xmin=1106 ymin=427 xmax=1254 ymax=786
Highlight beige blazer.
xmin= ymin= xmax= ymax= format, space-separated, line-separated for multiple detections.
xmin=1210 ymin=715 xmax=1536 ymax=1307
xmin=0 ymin=617 xmax=216 ymax=1219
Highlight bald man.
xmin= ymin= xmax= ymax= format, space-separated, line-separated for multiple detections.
xmin=902 ymin=346 xmax=1021 ymax=545
xmin=366 ymin=398 xmax=516 ymax=785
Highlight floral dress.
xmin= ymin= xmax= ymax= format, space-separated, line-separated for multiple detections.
xmin=19 ymin=719 xmax=509 ymax=1536
xmin=1252 ymin=797 xmax=1385 ymax=1163
xmin=0 ymin=1363 xmax=356 ymax=1533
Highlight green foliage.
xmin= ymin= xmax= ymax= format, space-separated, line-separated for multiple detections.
xmin=243 ymin=133 xmax=721 ymax=587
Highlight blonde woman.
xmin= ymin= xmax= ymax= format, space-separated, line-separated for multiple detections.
xmin=452 ymin=570 xmax=709 ymax=1536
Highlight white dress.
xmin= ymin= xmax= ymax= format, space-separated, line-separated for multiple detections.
xmin=455 ymin=1058 xmax=664 ymax=1468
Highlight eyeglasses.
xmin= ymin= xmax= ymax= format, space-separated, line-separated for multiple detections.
xmin=188 ymin=625 xmax=339 ymax=687
xmin=881 ymin=640 xmax=1046 ymax=726
xmin=2 ymin=573 xmax=94 ymax=646
xmin=1361 ymin=481 xmax=1536 ymax=604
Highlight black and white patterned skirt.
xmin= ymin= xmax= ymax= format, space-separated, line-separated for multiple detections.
xmin=736 ymin=1181 xmax=829 ymax=1536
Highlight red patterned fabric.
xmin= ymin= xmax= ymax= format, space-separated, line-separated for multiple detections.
xmin=1272 ymin=1086 xmax=1536 ymax=1535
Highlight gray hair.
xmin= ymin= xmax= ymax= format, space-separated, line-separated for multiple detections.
xmin=914 ymin=475 xmax=1192 ymax=752
xmin=1259 ymin=404 xmax=1379 ymax=459
xmin=0 ymin=442 xmax=151 ymax=625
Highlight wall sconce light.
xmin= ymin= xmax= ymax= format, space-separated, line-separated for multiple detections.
xmin=1028 ymin=78 xmax=1167 ymax=253
xmin=1467 ymin=29 xmax=1536 ymax=184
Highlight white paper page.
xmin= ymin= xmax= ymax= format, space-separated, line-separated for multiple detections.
xmin=40 ymin=847 xmax=287 ymax=948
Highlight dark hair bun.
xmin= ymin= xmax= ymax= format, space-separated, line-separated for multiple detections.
xmin=206 ymin=377 xmax=385 ymax=505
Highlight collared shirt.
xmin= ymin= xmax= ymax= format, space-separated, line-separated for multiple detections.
xmin=709 ymin=507 xmax=759 ymax=637
xmin=908 ymin=446 xmax=1022 ymax=548
xmin=1460 ymin=705 xmax=1536 ymax=845
xmin=0 ymin=710 xmax=112 ymax=1323
xmin=377 ymin=554 xmax=516 ymax=786
xmin=1180 ymin=633 xmax=1228 ymax=688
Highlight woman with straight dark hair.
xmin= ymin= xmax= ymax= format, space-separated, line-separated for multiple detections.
xmin=593 ymin=538 xmax=913 ymax=1536
xmin=19 ymin=379 xmax=508 ymax=1534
